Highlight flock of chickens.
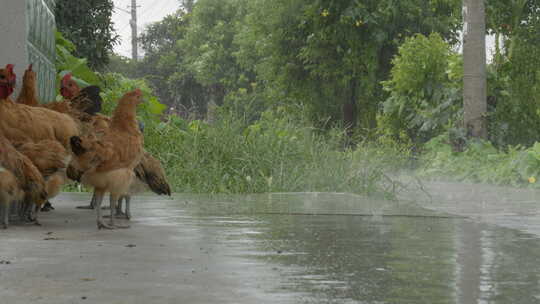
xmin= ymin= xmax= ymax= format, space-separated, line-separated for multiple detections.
xmin=0 ymin=64 xmax=171 ymax=230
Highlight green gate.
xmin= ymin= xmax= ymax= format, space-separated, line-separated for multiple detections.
xmin=26 ymin=0 xmax=56 ymax=102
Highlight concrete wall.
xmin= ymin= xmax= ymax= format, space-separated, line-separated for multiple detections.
xmin=0 ymin=1 xmax=29 ymax=96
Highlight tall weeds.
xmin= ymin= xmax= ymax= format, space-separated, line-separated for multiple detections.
xmin=142 ymin=106 xmax=407 ymax=197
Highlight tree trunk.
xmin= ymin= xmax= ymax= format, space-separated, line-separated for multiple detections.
xmin=463 ymin=0 xmax=487 ymax=139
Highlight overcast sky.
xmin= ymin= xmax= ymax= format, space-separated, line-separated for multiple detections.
xmin=112 ymin=0 xmax=180 ymax=58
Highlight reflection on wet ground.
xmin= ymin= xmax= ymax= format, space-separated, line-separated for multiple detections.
xmin=149 ymin=192 xmax=540 ymax=303
xmin=2 ymin=192 xmax=540 ymax=303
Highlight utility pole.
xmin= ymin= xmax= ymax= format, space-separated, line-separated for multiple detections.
xmin=182 ymin=0 xmax=194 ymax=13
xmin=130 ymin=0 xmax=138 ymax=61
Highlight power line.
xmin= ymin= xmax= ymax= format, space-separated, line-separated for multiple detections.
xmin=113 ymin=0 xmax=180 ymax=58
xmin=114 ymin=5 xmax=131 ymax=14
xmin=118 ymin=21 xmax=132 ymax=32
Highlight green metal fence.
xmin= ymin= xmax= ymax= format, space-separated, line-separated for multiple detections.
xmin=26 ymin=0 xmax=56 ymax=102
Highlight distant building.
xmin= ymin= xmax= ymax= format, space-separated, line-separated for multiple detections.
xmin=0 ymin=0 xmax=56 ymax=101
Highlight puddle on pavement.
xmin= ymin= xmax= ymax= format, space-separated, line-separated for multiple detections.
xmin=167 ymin=192 xmax=540 ymax=304
xmin=4 ymin=192 xmax=540 ymax=303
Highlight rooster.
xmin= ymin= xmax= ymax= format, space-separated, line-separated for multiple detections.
xmin=59 ymin=73 xmax=109 ymax=138
xmin=0 ymin=134 xmax=48 ymax=226
xmin=60 ymin=73 xmax=102 ymax=116
xmin=70 ymin=89 xmax=145 ymax=229
xmin=0 ymin=64 xmax=80 ymax=149
xmin=0 ymin=64 xmax=16 ymax=100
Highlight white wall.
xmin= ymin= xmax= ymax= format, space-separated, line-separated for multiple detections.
xmin=0 ymin=0 xmax=28 ymax=96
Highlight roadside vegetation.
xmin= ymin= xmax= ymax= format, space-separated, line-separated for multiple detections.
xmin=54 ymin=0 xmax=540 ymax=196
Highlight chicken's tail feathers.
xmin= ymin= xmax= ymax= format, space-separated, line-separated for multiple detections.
xmin=134 ymin=161 xmax=172 ymax=196
xmin=146 ymin=172 xmax=172 ymax=196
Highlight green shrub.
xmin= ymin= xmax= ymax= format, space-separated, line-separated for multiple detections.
xmin=418 ymin=134 xmax=540 ymax=187
xmin=100 ymin=73 xmax=166 ymax=117
xmin=381 ymin=33 xmax=462 ymax=146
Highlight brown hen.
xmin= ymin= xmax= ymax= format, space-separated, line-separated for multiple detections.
xmin=15 ymin=140 xmax=72 ymax=202
xmin=0 ymin=134 xmax=48 ymax=225
xmin=70 ymin=89 xmax=144 ymax=229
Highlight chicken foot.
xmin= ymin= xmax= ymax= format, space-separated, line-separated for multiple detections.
xmin=115 ymin=196 xmax=131 ymax=219
xmin=18 ymin=201 xmax=40 ymax=225
xmin=41 ymin=201 xmax=54 ymax=212
xmin=77 ymin=192 xmax=110 ymax=210
xmin=103 ymin=195 xmax=132 ymax=219
xmin=123 ymin=195 xmax=131 ymax=220
xmin=108 ymin=194 xmax=130 ymax=228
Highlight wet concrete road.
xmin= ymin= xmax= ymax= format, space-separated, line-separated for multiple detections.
xmin=2 ymin=192 xmax=540 ymax=303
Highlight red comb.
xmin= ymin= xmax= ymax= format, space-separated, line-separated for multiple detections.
xmin=61 ymin=73 xmax=72 ymax=86
xmin=5 ymin=64 xmax=16 ymax=85
xmin=28 ymin=64 xmax=33 ymax=71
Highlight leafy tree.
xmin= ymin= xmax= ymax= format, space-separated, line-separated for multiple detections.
xmin=486 ymin=0 xmax=538 ymax=60
xmin=114 ymin=0 xmax=468 ymax=144
xmin=485 ymin=0 xmax=540 ymax=146
xmin=55 ymin=0 xmax=119 ymax=70
xmin=180 ymin=0 xmax=253 ymax=106
xmin=138 ymin=11 xmax=208 ymax=116
xmin=236 ymin=0 xmax=461 ymax=134
xmin=106 ymin=54 xmax=138 ymax=78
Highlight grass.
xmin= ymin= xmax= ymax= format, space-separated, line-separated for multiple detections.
xmin=417 ymin=134 xmax=540 ymax=188
xmin=142 ymin=107 xmax=408 ymax=198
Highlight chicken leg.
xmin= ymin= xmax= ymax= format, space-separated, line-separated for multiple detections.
xmin=94 ymin=190 xmax=113 ymax=229
xmin=77 ymin=192 xmax=109 ymax=210
xmin=95 ymin=191 xmax=129 ymax=229
xmin=113 ymin=195 xmax=131 ymax=219
xmin=1 ymin=200 xmax=8 ymax=229
xmin=108 ymin=194 xmax=129 ymax=228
